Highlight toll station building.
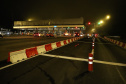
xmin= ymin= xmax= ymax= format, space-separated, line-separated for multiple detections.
xmin=13 ymin=17 xmax=85 ymax=35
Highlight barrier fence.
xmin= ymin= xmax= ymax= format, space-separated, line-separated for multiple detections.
xmin=104 ymin=36 xmax=126 ymax=49
xmin=7 ymin=37 xmax=83 ymax=64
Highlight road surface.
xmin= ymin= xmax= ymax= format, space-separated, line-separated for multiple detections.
xmin=0 ymin=37 xmax=126 ymax=84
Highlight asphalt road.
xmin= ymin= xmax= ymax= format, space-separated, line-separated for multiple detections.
xmin=0 ymin=37 xmax=126 ymax=84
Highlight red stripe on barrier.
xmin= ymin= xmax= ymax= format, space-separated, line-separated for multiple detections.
xmin=122 ymin=43 xmax=125 ymax=47
xmin=56 ymin=42 xmax=61 ymax=47
xmin=45 ymin=43 xmax=52 ymax=51
xmin=63 ymin=40 xmax=67 ymax=45
xmin=68 ymin=39 xmax=70 ymax=43
xmin=26 ymin=47 xmax=38 ymax=58
xmin=71 ymin=38 xmax=73 ymax=42
xmin=7 ymin=52 xmax=10 ymax=62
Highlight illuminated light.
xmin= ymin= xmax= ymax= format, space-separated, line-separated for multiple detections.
xmin=106 ymin=15 xmax=110 ymax=19
xmin=98 ymin=22 xmax=100 ymax=25
xmin=88 ymin=22 xmax=91 ymax=25
xmin=28 ymin=19 xmax=32 ymax=21
xmin=89 ymin=57 xmax=93 ymax=59
xmin=75 ymin=27 xmax=78 ymax=28
xmin=68 ymin=27 xmax=70 ymax=28
xmin=54 ymin=26 xmax=57 ymax=27
xmin=83 ymin=27 xmax=84 ymax=28
xmin=100 ymin=20 xmax=104 ymax=23
xmin=89 ymin=61 xmax=93 ymax=64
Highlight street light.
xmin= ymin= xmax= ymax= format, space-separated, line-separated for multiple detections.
xmin=28 ymin=19 xmax=33 ymax=21
xmin=106 ymin=15 xmax=110 ymax=20
xmin=100 ymin=20 xmax=104 ymax=24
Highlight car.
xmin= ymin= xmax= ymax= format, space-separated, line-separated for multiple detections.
xmin=64 ymin=32 xmax=71 ymax=36
xmin=80 ymin=34 xmax=84 ymax=37
xmin=46 ymin=33 xmax=54 ymax=37
xmin=33 ymin=33 xmax=42 ymax=37
xmin=74 ymin=32 xmax=80 ymax=37
xmin=0 ymin=34 xmax=3 ymax=38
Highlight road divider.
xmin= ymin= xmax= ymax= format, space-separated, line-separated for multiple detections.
xmin=88 ymin=53 xmax=93 ymax=71
xmin=7 ymin=37 xmax=83 ymax=64
xmin=104 ymin=36 xmax=126 ymax=49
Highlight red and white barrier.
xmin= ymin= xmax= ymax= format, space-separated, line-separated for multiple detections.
xmin=7 ymin=37 xmax=82 ymax=63
xmin=37 ymin=45 xmax=46 ymax=54
xmin=26 ymin=47 xmax=38 ymax=58
xmin=104 ymin=36 xmax=126 ymax=49
xmin=7 ymin=49 xmax=27 ymax=63
xmin=88 ymin=53 xmax=93 ymax=71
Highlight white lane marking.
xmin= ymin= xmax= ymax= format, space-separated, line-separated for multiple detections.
xmin=40 ymin=54 xmax=126 ymax=67
xmin=115 ymin=66 xmax=126 ymax=84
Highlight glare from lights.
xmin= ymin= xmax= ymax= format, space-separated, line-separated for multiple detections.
xmin=100 ymin=20 xmax=104 ymax=23
xmin=106 ymin=15 xmax=110 ymax=19
xmin=28 ymin=19 xmax=32 ymax=21
xmin=92 ymin=28 xmax=95 ymax=32
xmin=98 ymin=22 xmax=101 ymax=25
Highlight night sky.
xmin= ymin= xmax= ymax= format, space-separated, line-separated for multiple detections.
xmin=0 ymin=0 xmax=125 ymax=37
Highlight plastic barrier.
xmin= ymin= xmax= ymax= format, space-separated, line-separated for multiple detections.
xmin=66 ymin=39 xmax=68 ymax=43
xmin=68 ymin=39 xmax=70 ymax=43
xmin=88 ymin=53 xmax=93 ymax=71
xmin=7 ymin=37 xmax=83 ymax=63
xmin=56 ymin=42 xmax=61 ymax=47
xmin=8 ymin=49 xmax=27 ymax=63
xmin=71 ymin=38 xmax=73 ymax=42
xmin=63 ymin=40 xmax=67 ymax=45
xmin=45 ymin=43 xmax=52 ymax=51
xmin=104 ymin=36 xmax=126 ymax=49
xmin=37 ymin=45 xmax=46 ymax=54
xmin=60 ymin=41 xmax=64 ymax=46
xmin=26 ymin=47 xmax=38 ymax=58
xmin=51 ymin=42 xmax=57 ymax=49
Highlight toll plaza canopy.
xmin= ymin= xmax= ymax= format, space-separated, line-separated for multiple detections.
xmin=13 ymin=17 xmax=85 ymax=30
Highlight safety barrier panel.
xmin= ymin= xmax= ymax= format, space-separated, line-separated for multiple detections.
xmin=45 ymin=43 xmax=52 ymax=51
xmin=7 ymin=49 xmax=27 ymax=63
xmin=37 ymin=45 xmax=46 ymax=54
xmin=63 ymin=40 xmax=67 ymax=45
xmin=26 ymin=47 xmax=38 ymax=58
xmin=104 ymin=36 xmax=126 ymax=49
xmin=7 ymin=37 xmax=83 ymax=63
xmin=51 ymin=42 xmax=57 ymax=49
xmin=56 ymin=42 xmax=61 ymax=47
xmin=60 ymin=41 xmax=64 ymax=46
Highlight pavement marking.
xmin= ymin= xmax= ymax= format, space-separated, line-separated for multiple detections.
xmin=40 ymin=54 xmax=126 ymax=67
xmin=76 ymin=41 xmax=111 ymax=44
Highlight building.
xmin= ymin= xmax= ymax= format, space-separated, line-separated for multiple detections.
xmin=13 ymin=17 xmax=85 ymax=35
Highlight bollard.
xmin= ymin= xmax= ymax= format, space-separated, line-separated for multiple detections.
xmin=92 ymin=42 xmax=94 ymax=49
xmin=88 ymin=53 xmax=93 ymax=72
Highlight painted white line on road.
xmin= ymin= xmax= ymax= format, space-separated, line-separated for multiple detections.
xmin=40 ymin=54 xmax=126 ymax=67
